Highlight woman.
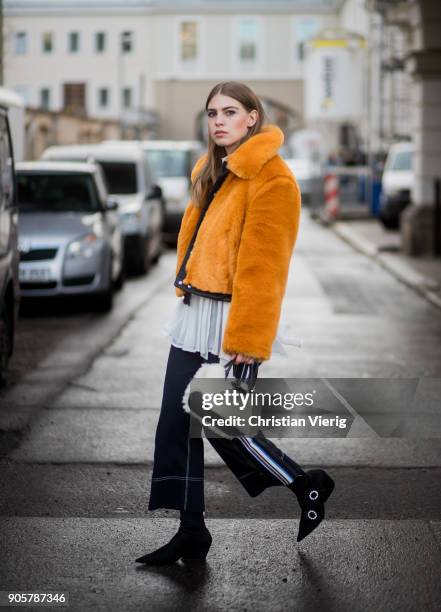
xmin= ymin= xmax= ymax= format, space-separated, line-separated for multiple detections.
xmin=135 ymin=81 xmax=335 ymax=565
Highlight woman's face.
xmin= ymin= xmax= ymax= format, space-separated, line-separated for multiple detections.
xmin=206 ymin=93 xmax=258 ymax=154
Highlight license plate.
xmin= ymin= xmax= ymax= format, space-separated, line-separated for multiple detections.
xmin=19 ymin=266 xmax=52 ymax=282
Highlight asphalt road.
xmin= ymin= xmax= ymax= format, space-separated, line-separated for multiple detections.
xmin=1 ymin=213 xmax=440 ymax=612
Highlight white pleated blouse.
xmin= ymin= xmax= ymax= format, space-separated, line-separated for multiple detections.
xmin=162 ymin=293 xmax=301 ymax=363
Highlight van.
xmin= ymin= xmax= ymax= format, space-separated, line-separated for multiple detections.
xmin=379 ymin=142 xmax=414 ymax=229
xmin=0 ymin=93 xmax=20 ymax=383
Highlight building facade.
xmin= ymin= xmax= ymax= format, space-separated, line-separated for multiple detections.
xmin=4 ymin=0 xmax=342 ymax=140
xmin=3 ymin=0 xmax=416 ymax=164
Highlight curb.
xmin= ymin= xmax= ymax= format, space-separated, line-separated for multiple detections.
xmin=332 ymin=222 xmax=441 ymax=311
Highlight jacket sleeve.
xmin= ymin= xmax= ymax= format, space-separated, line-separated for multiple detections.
xmin=222 ymin=175 xmax=301 ymax=361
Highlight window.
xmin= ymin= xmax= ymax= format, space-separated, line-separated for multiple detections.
xmin=122 ymin=87 xmax=132 ymax=109
xmin=63 ymin=83 xmax=86 ymax=114
xmin=387 ymin=150 xmax=413 ymax=171
xmin=14 ymin=31 xmax=27 ymax=55
xmin=98 ymin=162 xmax=137 ymax=195
xmin=233 ymin=17 xmax=262 ymax=72
xmin=16 ymin=173 xmax=101 ymax=213
xmin=180 ymin=21 xmax=198 ymax=61
xmin=68 ymin=31 xmax=80 ymax=53
xmin=121 ymin=31 xmax=133 ymax=53
xmin=95 ymin=31 xmax=106 ymax=53
xmin=145 ymin=149 xmax=190 ymax=178
xmin=98 ymin=88 xmax=109 ymax=108
xmin=40 ymin=88 xmax=51 ymax=110
xmin=14 ymin=86 xmax=31 ymax=106
xmin=238 ymin=19 xmax=258 ymax=61
xmin=294 ymin=18 xmax=321 ymax=63
xmin=42 ymin=32 xmax=53 ymax=53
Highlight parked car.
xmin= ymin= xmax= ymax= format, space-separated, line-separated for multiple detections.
xmin=140 ymin=140 xmax=204 ymax=245
xmin=42 ymin=143 xmax=165 ymax=273
xmin=283 ymin=157 xmax=322 ymax=205
xmin=379 ymin=142 xmax=414 ymax=229
xmin=15 ymin=161 xmax=124 ymax=312
xmin=0 ymin=96 xmax=20 ymax=384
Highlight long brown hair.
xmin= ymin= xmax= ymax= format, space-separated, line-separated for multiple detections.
xmin=191 ymin=81 xmax=266 ymax=209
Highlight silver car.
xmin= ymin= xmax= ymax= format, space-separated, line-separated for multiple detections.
xmin=42 ymin=143 xmax=165 ymax=274
xmin=15 ymin=161 xmax=124 ymax=312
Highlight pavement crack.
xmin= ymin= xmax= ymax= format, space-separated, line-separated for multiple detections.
xmin=104 ymin=348 xmax=131 ymax=358
xmin=68 ymin=382 xmax=99 ymax=393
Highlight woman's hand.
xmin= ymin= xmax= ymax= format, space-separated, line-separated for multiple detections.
xmin=232 ymin=353 xmax=255 ymax=365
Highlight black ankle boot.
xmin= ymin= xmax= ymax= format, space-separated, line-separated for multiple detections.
xmin=180 ymin=510 xmax=205 ymax=531
xmin=288 ymin=469 xmax=335 ymax=542
xmin=135 ymin=525 xmax=212 ymax=565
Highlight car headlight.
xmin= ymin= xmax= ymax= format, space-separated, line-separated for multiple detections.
xmin=122 ymin=210 xmax=142 ymax=222
xmin=67 ymin=234 xmax=99 ymax=259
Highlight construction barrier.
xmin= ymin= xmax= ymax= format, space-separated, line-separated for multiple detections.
xmin=324 ymin=173 xmax=340 ymax=220
xmin=312 ymin=166 xmax=381 ymax=222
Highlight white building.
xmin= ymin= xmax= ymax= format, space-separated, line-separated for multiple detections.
xmin=3 ymin=0 xmax=413 ymax=156
xmin=4 ymin=0 xmax=346 ymax=140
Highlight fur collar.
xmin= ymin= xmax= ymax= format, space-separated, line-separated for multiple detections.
xmin=191 ymin=124 xmax=284 ymax=182
xmin=227 ymin=124 xmax=284 ymax=179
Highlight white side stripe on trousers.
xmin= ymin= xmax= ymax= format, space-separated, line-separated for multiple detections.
xmin=238 ymin=435 xmax=295 ymax=485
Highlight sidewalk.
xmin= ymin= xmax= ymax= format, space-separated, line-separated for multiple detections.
xmin=331 ymin=217 xmax=441 ymax=310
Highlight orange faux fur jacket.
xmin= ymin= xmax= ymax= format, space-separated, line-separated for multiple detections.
xmin=175 ymin=124 xmax=302 ymax=361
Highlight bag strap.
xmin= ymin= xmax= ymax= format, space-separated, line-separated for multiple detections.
xmin=224 ymin=357 xmax=262 ymax=393
xmin=176 ymin=162 xmax=230 ymax=289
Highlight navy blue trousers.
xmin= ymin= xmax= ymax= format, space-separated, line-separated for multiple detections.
xmin=148 ymin=344 xmax=306 ymax=512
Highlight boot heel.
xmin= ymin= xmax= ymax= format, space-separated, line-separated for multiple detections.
xmin=135 ymin=527 xmax=212 ymax=565
xmin=182 ymin=542 xmax=211 ymax=561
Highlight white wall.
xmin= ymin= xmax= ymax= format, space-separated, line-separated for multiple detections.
xmin=4 ymin=14 xmax=151 ymax=119
xmin=5 ymin=10 xmax=338 ymax=119
xmin=339 ymin=0 xmax=369 ymax=36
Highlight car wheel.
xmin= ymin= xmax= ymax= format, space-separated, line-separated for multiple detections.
xmin=114 ymin=256 xmax=126 ymax=292
xmin=135 ymin=237 xmax=151 ymax=275
xmin=95 ymin=286 xmax=114 ymax=313
xmin=0 ymin=303 xmax=13 ymax=386
xmin=151 ymin=240 xmax=163 ymax=265
xmin=379 ymin=210 xmax=399 ymax=230
xmin=95 ymin=258 xmax=114 ymax=313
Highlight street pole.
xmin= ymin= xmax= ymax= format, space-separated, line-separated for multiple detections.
xmin=434 ymin=178 xmax=441 ymax=257
xmin=0 ymin=0 xmax=4 ymax=85
xmin=378 ymin=10 xmax=385 ymax=153
xmin=138 ymin=72 xmax=146 ymax=139
xmin=117 ymin=32 xmax=125 ymax=138
xmin=366 ymin=10 xmax=373 ymax=214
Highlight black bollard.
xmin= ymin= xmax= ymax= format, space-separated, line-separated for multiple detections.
xmin=434 ymin=178 xmax=441 ymax=257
